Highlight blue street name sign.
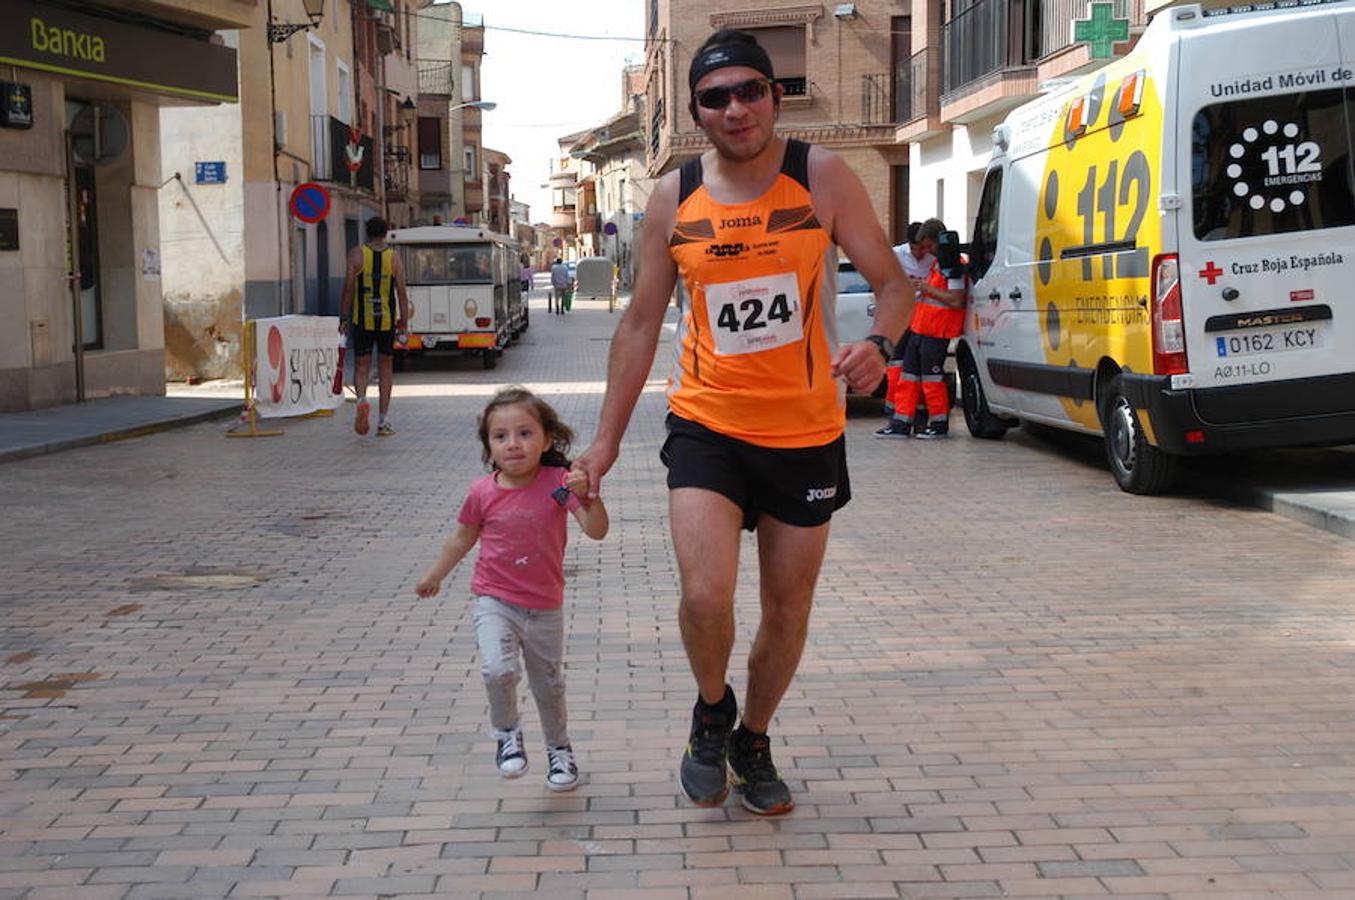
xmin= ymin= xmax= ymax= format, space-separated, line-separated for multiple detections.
xmin=195 ymin=161 xmax=227 ymax=184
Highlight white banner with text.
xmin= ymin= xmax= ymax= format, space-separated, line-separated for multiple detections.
xmin=253 ymin=316 xmax=344 ymax=418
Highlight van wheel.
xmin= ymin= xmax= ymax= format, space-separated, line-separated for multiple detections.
xmin=960 ymin=354 xmax=1009 ymax=439
xmin=482 ymin=348 xmax=499 ymax=370
xmin=1100 ymin=375 xmax=1177 ymax=494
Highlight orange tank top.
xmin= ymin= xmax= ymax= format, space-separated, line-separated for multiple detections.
xmin=666 ymin=140 xmax=839 ymax=448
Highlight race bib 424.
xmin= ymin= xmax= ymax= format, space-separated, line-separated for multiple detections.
xmin=704 ymin=272 xmax=802 ymax=356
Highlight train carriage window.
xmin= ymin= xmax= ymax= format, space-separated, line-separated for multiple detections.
xmin=1192 ymin=88 xmax=1355 ymax=240
xmin=398 ymin=244 xmax=496 ymax=284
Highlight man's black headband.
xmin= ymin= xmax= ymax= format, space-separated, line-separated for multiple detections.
xmin=688 ymin=42 xmax=775 ymax=93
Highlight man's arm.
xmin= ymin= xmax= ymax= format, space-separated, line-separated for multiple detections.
xmin=338 ymin=247 xmax=361 ymax=331
xmin=571 ymin=173 xmax=681 ymax=498
xmin=809 ymin=149 xmax=915 ymax=393
xmin=917 ymin=276 xmax=967 ymax=308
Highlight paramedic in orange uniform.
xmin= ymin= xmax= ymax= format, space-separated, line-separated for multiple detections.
xmin=880 ymin=230 xmax=969 ymax=439
xmin=572 ymin=29 xmax=914 ymax=815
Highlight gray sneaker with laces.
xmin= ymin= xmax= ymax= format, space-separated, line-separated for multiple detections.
xmin=546 ymin=744 xmax=579 ymax=791
xmin=494 ymin=727 xmax=527 ymax=778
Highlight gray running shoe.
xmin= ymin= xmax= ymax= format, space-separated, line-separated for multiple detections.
xmin=678 ymin=696 xmax=735 ymax=806
xmin=728 ymin=725 xmax=794 ymax=816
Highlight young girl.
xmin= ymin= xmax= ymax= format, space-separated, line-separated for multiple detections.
xmin=416 ymin=387 xmax=608 ymax=791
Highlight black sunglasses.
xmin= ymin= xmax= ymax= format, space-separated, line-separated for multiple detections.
xmin=695 ymin=78 xmax=771 ymax=110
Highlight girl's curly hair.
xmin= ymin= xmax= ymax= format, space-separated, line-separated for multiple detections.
xmin=477 ymin=386 xmax=574 ymax=470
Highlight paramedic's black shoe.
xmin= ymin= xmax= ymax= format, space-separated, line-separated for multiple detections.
xmin=728 ymin=724 xmax=794 ymax=816
xmin=873 ymin=420 xmax=912 ymax=439
xmin=916 ymin=420 xmax=950 ymax=439
xmin=678 ymin=687 xmax=736 ymax=807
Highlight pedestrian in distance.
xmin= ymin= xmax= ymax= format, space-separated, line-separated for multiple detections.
xmin=876 ymin=218 xmax=969 ymax=439
xmin=878 ymin=220 xmax=937 ymax=422
xmin=339 ymin=216 xmax=410 ymax=437
xmin=415 ymin=387 xmax=609 ymax=792
xmin=549 ymin=258 xmax=571 ymax=315
xmin=571 ymin=28 xmax=914 ymax=815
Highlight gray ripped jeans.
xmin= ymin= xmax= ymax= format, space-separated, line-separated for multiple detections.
xmin=473 ymin=595 xmax=569 ymax=748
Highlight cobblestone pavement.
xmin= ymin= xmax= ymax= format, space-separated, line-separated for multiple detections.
xmin=3 ymin=294 xmax=1355 ymax=899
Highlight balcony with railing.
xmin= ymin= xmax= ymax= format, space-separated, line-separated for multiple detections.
xmin=385 ymin=145 xmax=410 ymax=198
xmin=418 ymin=61 xmax=454 ymax=96
xmin=939 ymin=0 xmax=1039 ymax=122
xmin=895 ymin=46 xmax=944 ymax=142
xmin=860 ymin=73 xmax=892 ymax=125
xmin=549 ymin=206 xmax=577 ymax=231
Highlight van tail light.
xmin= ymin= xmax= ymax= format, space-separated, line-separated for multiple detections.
xmin=475 ymin=317 xmax=492 ymax=327
xmin=1151 ymin=253 xmax=1188 ymax=376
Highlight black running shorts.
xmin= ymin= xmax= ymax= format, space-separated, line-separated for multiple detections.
xmin=350 ymin=324 xmax=395 ymax=357
xmin=660 ymin=413 xmax=850 ymax=531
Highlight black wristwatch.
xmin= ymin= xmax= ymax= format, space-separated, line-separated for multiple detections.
xmin=862 ymin=334 xmax=894 ymax=361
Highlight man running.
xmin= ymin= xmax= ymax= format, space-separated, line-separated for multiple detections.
xmin=572 ymin=29 xmax=914 ymax=815
xmin=339 ymin=217 xmax=410 ymax=437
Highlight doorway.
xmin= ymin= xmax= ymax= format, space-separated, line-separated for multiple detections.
xmin=316 ymin=220 xmax=331 ymax=315
xmin=73 ymin=164 xmax=102 ymax=350
xmin=291 ymin=226 xmax=306 ymax=314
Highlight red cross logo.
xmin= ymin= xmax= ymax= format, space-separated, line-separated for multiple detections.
xmin=1198 ymin=261 xmax=1223 ymax=285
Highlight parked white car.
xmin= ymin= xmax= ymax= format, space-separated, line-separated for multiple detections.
xmin=835 ymin=259 xmax=886 ymax=396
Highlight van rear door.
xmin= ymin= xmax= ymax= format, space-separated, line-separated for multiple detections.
xmin=1177 ymin=7 xmax=1355 ymax=402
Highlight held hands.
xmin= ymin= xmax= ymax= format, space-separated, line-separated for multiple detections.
xmin=570 ymin=440 xmax=618 ymax=501
xmin=563 ymin=467 xmax=592 ymax=503
xmin=831 ymin=341 xmax=887 ymax=394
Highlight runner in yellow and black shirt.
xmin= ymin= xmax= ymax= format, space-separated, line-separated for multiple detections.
xmin=573 ymin=29 xmax=915 ymax=816
xmin=340 ymin=217 xmax=410 ymax=437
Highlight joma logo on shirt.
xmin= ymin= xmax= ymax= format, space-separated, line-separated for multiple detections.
xmin=707 ymin=242 xmax=746 ymax=258
xmin=720 ymin=215 xmax=762 ymax=228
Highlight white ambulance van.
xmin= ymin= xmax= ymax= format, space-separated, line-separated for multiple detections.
xmin=959 ymin=0 xmax=1355 ymax=493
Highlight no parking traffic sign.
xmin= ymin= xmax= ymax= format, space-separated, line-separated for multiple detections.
xmin=289 ymin=182 xmax=331 ymax=224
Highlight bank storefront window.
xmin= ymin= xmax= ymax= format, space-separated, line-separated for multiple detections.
xmin=1192 ymin=88 xmax=1355 ymax=241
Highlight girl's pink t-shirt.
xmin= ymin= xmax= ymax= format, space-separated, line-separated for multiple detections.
xmin=458 ymin=465 xmax=581 ymax=610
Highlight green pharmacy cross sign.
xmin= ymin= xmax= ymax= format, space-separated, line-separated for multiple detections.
xmin=1073 ymin=1 xmax=1130 ymax=59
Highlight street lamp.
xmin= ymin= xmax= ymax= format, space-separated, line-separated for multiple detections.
xmin=268 ymin=0 xmax=325 ymax=43
xmin=450 ymin=100 xmax=497 ymax=113
xmin=399 ymin=96 xmax=417 ymax=124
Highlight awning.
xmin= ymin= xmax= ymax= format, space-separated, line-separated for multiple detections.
xmin=366 ymin=0 xmax=395 ymax=11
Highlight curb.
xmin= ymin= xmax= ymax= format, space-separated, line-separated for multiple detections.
xmin=0 ymin=402 xmax=242 ymax=466
xmin=1184 ymin=457 xmax=1355 ymax=542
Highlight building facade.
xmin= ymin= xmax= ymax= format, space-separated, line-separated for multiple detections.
xmin=899 ymin=0 xmax=1149 ymax=238
xmin=158 ymin=0 xmax=424 ymax=382
xmin=415 ymin=0 xmax=460 ymax=224
xmin=0 ymin=0 xmax=247 ymax=411
xmin=459 ymin=16 xmax=486 ymax=223
xmin=566 ymin=67 xmax=653 ymax=287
